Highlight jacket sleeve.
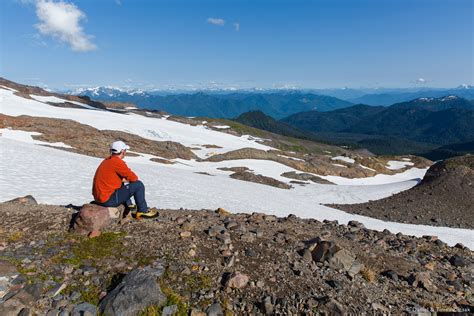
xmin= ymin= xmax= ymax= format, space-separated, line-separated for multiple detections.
xmin=115 ymin=159 xmax=139 ymax=182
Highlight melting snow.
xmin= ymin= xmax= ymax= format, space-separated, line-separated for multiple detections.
xmin=0 ymin=89 xmax=272 ymax=159
xmin=29 ymin=95 xmax=97 ymax=110
xmin=331 ymin=156 xmax=355 ymax=164
xmin=0 ymin=128 xmax=73 ymax=149
xmin=0 ymin=138 xmax=471 ymax=248
xmin=386 ymin=160 xmax=414 ymax=170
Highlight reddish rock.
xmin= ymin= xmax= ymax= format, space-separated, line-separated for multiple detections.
xmin=225 ymin=272 xmax=249 ymax=289
xmin=71 ymin=204 xmax=122 ymax=235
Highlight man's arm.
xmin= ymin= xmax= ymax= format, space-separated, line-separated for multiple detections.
xmin=115 ymin=159 xmax=139 ymax=182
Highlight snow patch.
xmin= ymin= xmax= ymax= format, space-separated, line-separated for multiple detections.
xmin=331 ymin=156 xmax=355 ymax=164
xmin=386 ymin=160 xmax=414 ymax=170
xmin=29 ymin=95 xmax=97 ymax=110
xmin=0 ymin=128 xmax=73 ymax=149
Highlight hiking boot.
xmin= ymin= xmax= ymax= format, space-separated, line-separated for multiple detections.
xmin=126 ymin=204 xmax=137 ymax=212
xmin=134 ymin=208 xmax=159 ymax=219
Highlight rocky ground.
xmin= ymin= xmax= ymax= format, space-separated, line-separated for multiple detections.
xmin=330 ymin=155 xmax=474 ymax=229
xmin=0 ymin=196 xmax=472 ymax=315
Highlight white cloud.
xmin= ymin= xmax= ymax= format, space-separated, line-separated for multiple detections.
xmin=35 ymin=0 xmax=97 ymax=52
xmin=233 ymin=22 xmax=240 ymax=31
xmin=416 ymin=78 xmax=426 ymax=83
xmin=207 ymin=17 xmax=225 ymax=26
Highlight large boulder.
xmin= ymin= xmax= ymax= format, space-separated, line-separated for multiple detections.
xmin=71 ymin=204 xmax=123 ymax=234
xmin=3 ymin=195 xmax=37 ymax=206
xmin=99 ymin=267 xmax=166 ymax=316
xmin=311 ymin=241 xmax=361 ymax=273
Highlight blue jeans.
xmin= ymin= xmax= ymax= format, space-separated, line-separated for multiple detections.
xmin=99 ymin=181 xmax=148 ymax=212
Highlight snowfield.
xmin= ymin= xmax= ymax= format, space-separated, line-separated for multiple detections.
xmin=1 ymin=88 xmax=473 ymax=247
xmin=1 ymin=138 xmax=472 ymax=248
xmin=0 ymin=88 xmax=272 ymax=159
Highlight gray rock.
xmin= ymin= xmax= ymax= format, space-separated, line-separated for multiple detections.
xmin=72 ymin=302 xmax=97 ymax=316
xmin=449 ymin=255 xmax=467 ymax=267
xmin=208 ymin=226 xmax=226 ymax=237
xmin=24 ymin=282 xmax=43 ymax=299
xmin=347 ymin=261 xmax=364 ymax=278
xmin=216 ymin=233 xmax=232 ymax=245
xmin=162 ymin=304 xmax=178 ymax=316
xmin=46 ymin=309 xmax=60 ymax=316
xmin=240 ymin=232 xmax=256 ymax=243
xmin=321 ymin=299 xmax=345 ymax=316
xmin=99 ymin=267 xmax=166 ymax=316
xmin=381 ymin=270 xmax=399 ymax=281
xmin=206 ymin=302 xmax=223 ymax=316
xmin=408 ymin=272 xmax=437 ymax=292
xmin=328 ymin=249 xmax=356 ymax=271
xmin=263 ymin=296 xmax=274 ymax=314
xmin=70 ymin=291 xmax=81 ymax=301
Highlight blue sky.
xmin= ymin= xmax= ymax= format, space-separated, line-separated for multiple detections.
xmin=1 ymin=0 xmax=473 ymax=90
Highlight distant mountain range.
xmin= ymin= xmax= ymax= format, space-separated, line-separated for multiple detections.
xmin=234 ymin=96 xmax=474 ymax=158
xmin=283 ymin=96 xmax=474 ymax=144
xmin=71 ymin=85 xmax=474 ymax=119
xmin=73 ymin=89 xmax=353 ymax=119
xmin=347 ymin=86 xmax=474 ymax=106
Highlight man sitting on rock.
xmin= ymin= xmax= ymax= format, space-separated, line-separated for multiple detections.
xmin=92 ymin=140 xmax=158 ymax=219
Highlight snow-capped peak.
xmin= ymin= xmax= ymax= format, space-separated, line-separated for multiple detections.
xmin=70 ymin=86 xmax=148 ymax=97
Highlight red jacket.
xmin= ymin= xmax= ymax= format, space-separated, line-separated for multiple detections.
xmin=92 ymin=155 xmax=138 ymax=203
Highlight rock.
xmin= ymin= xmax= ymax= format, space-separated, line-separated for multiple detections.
xmin=262 ymin=296 xmax=274 ymax=314
xmin=190 ymin=309 xmax=206 ymax=316
xmin=181 ymin=221 xmax=195 ymax=231
xmin=207 ymin=225 xmax=226 ymax=237
xmin=225 ymin=271 xmax=249 ymax=289
xmin=408 ymin=272 xmax=437 ymax=292
xmin=99 ymin=267 xmax=166 ymax=316
xmin=240 ymin=232 xmax=256 ymax=243
xmin=180 ymin=231 xmax=192 ymax=238
xmin=225 ymin=221 xmax=238 ymax=230
xmin=46 ymin=309 xmax=60 ymax=316
xmin=47 ymin=283 xmax=67 ymax=298
xmin=245 ymin=248 xmax=258 ymax=258
xmin=311 ymin=241 xmax=338 ymax=262
xmin=4 ymin=195 xmax=37 ymax=206
xmin=0 ymin=259 xmax=18 ymax=277
xmin=24 ymin=282 xmax=43 ymax=299
xmin=206 ymin=302 xmax=223 ymax=316
xmin=449 ymin=255 xmax=467 ymax=267
xmin=328 ymin=249 xmax=356 ymax=271
xmin=162 ymin=304 xmax=178 ymax=316
xmin=216 ymin=208 xmax=231 ymax=216
xmin=381 ymin=270 xmax=399 ymax=281
xmin=321 ymin=299 xmax=345 ymax=316
xmin=71 ymin=302 xmax=97 ymax=316
xmin=326 ymin=280 xmax=343 ymax=290
xmin=216 ymin=233 xmax=232 ymax=245
xmin=347 ymin=261 xmax=364 ymax=278
xmin=0 ymin=290 xmax=34 ymax=315
xmin=18 ymin=308 xmax=31 ymax=316
xmin=71 ymin=204 xmax=123 ymax=235
xmin=372 ymin=302 xmax=390 ymax=314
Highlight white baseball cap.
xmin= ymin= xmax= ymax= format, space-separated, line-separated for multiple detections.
xmin=110 ymin=140 xmax=130 ymax=153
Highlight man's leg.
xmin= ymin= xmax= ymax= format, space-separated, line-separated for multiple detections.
xmin=126 ymin=181 xmax=148 ymax=212
xmin=100 ymin=181 xmax=156 ymax=218
xmin=99 ymin=184 xmax=138 ymax=208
